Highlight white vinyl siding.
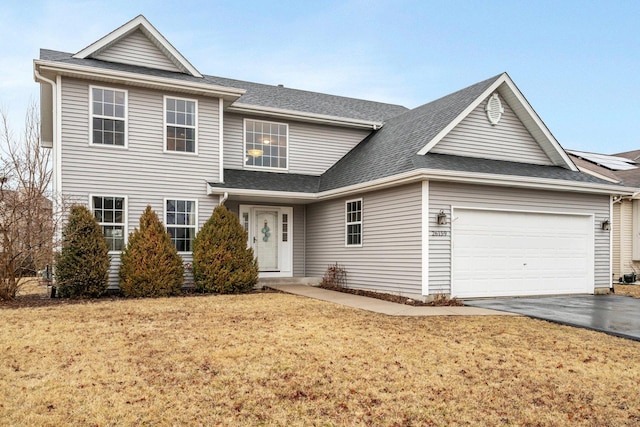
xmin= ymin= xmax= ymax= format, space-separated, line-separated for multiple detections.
xmin=432 ymin=95 xmax=553 ymax=165
xmin=306 ymin=183 xmax=423 ymax=296
xmin=59 ymin=77 xmax=220 ymax=288
xmin=428 ymin=182 xmax=610 ymax=295
xmin=94 ymin=29 xmax=182 ymax=73
xmin=224 ymin=113 xmax=370 ymax=175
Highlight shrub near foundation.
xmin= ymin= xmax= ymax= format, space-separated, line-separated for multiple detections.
xmin=193 ymin=205 xmax=258 ymax=294
xmin=119 ymin=205 xmax=184 ymax=297
xmin=55 ymin=205 xmax=110 ymax=298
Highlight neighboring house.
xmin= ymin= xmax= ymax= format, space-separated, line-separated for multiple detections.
xmin=34 ymin=15 xmax=632 ymax=299
xmin=568 ymin=150 xmax=640 ymax=282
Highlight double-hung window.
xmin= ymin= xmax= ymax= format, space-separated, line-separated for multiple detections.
xmin=165 ymin=97 xmax=197 ymax=153
xmin=92 ymin=196 xmax=126 ymax=251
xmin=166 ymin=199 xmax=196 ymax=252
xmin=346 ymin=199 xmax=362 ymax=247
xmin=91 ymin=87 xmax=126 ymax=146
xmin=244 ymin=119 xmax=288 ymax=169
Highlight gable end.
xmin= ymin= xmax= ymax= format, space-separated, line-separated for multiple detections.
xmin=431 ymin=93 xmax=554 ymax=166
xmin=93 ymin=29 xmax=183 ymax=73
xmin=73 ymin=15 xmax=202 ymax=78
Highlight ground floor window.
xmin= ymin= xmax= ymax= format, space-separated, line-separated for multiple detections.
xmin=345 ymin=199 xmax=362 ymax=246
xmin=165 ymin=199 xmax=196 ymax=252
xmin=91 ymin=195 xmax=126 ymax=251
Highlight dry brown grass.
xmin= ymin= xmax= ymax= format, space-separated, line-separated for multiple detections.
xmin=2 ymin=288 xmax=640 ymax=426
xmin=615 ymin=284 xmax=640 ymax=299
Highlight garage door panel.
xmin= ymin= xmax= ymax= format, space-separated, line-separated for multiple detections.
xmin=451 ymin=209 xmax=594 ymax=298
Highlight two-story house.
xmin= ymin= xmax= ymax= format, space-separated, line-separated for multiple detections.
xmin=34 ymin=15 xmax=632 ymax=299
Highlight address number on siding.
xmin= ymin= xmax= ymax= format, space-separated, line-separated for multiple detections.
xmin=431 ymin=231 xmax=449 ymax=237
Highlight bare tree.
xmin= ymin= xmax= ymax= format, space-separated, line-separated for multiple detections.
xmin=0 ymin=103 xmax=54 ymax=300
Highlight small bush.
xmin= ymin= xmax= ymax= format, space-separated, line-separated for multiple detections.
xmin=320 ymin=263 xmax=347 ymax=288
xmin=55 ymin=205 xmax=110 ymax=298
xmin=119 ymin=205 xmax=184 ymax=297
xmin=193 ymin=205 xmax=258 ymax=294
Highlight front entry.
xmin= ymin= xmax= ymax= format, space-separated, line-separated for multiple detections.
xmin=239 ymin=205 xmax=293 ymax=277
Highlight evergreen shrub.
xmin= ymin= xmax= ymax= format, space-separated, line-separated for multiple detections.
xmin=55 ymin=205 xmax=110 ymax=298
xmin=193 ymin=204 xmax=258 ymax=294
xmin=119 ymin=205 xmax=184 ymax=297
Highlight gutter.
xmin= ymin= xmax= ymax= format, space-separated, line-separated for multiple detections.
xmin=228 ymin=103 xmax=384 ymax=130
xmin=207 ymin=168 xmax=636 ymax=203
xmin=35 ymin=60 xmax=246 ymax=101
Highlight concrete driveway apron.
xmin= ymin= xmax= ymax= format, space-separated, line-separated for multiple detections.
xmin=465 ymin=295 xmax=640 ymax=341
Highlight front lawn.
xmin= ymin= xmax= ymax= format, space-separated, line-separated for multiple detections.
xmin=2 ymin=286 xmax=640 ymax=426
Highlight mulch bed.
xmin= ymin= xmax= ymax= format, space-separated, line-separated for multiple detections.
xmin=318 ymin=284 xmax=463 ymax=306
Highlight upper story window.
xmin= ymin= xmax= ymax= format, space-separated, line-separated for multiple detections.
xmin=165 ymin=97 xmax=197 ymax=153
xmin=92 ymin=195 xmax=126 ymax=251
xmin=165 ymin=199 xmax=196 ymax=252
xmin=345 ymin=199 xmax=363 ymax=247
xmin=91 ymin=87 xmax=127 ymax=146
xmin=244 ymin=119 xmax=288 ymax=170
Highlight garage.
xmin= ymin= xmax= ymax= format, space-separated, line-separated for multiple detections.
xmin=451 ymin=208 xmax=594 ymax=298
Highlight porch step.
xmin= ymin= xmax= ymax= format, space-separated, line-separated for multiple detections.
xmin=259 ymin=277 xmax=322 ymax=287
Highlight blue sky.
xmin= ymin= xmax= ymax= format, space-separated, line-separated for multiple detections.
xmin=0 ymin=0 xmax=638 ymax=153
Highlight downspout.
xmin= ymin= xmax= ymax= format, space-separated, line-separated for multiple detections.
xmin=219 ymin=192 xmax=229 ymax=205
xmin=34 ymin=67 xmax=60 ymax=244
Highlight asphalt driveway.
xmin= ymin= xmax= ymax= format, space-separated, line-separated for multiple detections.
xmin=465 ymin=295 xmax=640 ymax=341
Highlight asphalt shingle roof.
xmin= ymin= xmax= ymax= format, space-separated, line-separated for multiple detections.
xmin=211 ymin=169 xmax=320 ymax=193
xmin=210 ymin=153 xmax=617 ymax=195
xmin=41 ymin=49 xmax=620 ymax=193
xmin=318 ymin=75 xmax=502 ymax=191
xmin=39 ymin=49 xmax=408 ymax=123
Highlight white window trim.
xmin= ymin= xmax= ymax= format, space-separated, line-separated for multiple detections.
xmin=163 ymin=95 xmax=198 ymax=155
xmin=164 ymin=198 xmax=198 ymax=254
xmin=345 ymin=198 xmax=363 ymax=247
xmin=89 ymin=194 xmax=128 ymax=254
xmin=89 ymin=85 xmax=128 ymax=149
xmin=243 ymin=118 xmax=289 ymax=171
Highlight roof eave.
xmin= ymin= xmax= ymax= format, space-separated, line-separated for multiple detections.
xmin=209 ymin=168 xmax=632 ymax=203
xmin=34 ymin=60 xmax=245 ymax=101
xmin=227 ymin=103 xmax=384 ymax=130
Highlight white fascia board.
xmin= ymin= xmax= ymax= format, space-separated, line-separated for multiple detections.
xmin=228 ymin=103 xmax=384 ymax=130
xmin=575 ymin=166 xmax=621 ymax=183
xmin=73 ymin=15 xmax=203 ymax=78
xmin=207 ymin=185 xmax=316 ymax=201
xmin=35 ymin=61 xmax=245 ymax=100
xmin=417 ymin=74 xmax=507 ymax=155
xmin=416 ymin=168 xmax=635 ymax=196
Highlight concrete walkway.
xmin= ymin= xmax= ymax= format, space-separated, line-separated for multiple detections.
xmin=269 ymin=284 xmax=516 ymax=316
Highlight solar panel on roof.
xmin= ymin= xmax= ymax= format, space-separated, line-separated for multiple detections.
xmin=567 ymin=150 xmax=638 ymax=171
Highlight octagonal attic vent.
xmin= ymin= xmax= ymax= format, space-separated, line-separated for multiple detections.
xmin=485 ymin=93 xmax=504 ymax=126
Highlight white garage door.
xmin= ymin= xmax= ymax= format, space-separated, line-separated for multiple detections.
xmin=451 ymin=208 xmax=594 ymax=298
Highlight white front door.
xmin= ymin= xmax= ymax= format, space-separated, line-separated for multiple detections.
xmin=240 ymin=205 xmax=293 ymax=277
